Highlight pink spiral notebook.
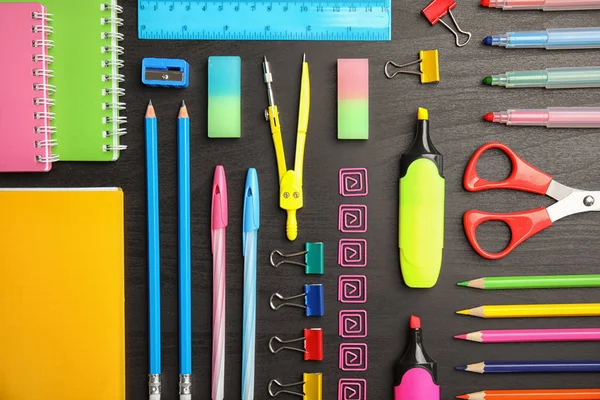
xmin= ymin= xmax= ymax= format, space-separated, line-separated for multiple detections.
xmin=0 ymin=2 xmax=56 ymax=172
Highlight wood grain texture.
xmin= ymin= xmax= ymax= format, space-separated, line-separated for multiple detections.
xmin=1 ymin=0 xmax=599 ymax=398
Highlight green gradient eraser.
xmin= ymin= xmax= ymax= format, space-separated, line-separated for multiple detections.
xmin=208 ymin=56 xmax=241 ymax=138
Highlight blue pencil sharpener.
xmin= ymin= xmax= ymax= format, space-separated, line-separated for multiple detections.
xmin=142 ymin=58 xmax=189 ymax=88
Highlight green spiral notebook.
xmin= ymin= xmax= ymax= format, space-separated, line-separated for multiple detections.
xmin=3 ymin=0 xmax=126 ymax=161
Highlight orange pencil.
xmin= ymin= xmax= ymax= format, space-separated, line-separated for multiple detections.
xmin=457 ymin=388 xmax=600 ymax=400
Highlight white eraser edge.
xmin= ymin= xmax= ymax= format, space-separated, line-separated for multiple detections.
xmin=180 ymin=395 xmax=192 ymax=400
xmin=149 ymin=394 xmax=160 ymax=400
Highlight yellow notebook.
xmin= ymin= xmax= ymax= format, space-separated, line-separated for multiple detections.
xmin=0 ymin=188 xmax=125 ymax=400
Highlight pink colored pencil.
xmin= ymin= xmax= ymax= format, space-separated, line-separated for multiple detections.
xmin=455 ymin=328 xmax=600 ymax=343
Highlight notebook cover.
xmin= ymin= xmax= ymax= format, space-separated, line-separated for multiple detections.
xmin=0 ymin=188 xmax=125 ymax=400
xmin=0 ymin=3 xmax=55 ymax=172
xmin=1 ymin=0 xmax=127 ymax=161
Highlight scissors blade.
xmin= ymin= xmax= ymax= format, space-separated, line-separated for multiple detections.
xmin=546 ymin=188 xmax=600 ymax=223
xmin=545 ymin=180 xmax=575 ymax=202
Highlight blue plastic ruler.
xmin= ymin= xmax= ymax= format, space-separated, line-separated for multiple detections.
xmin=138 ymin=0 xmax=391 ymax=40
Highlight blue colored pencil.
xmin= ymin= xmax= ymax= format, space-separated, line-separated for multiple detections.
xmin=457 ymin=360 xmax=600 ymax=374
xmin=146 ymin=100 xmax=162 ymax=400
xmin=178 ymin=102 xmax=192 ymax=400
xmin=242 ymin=169 xmax=260 ymax=400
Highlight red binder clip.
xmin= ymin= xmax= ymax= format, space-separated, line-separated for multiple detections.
xmin=269 ymin=328 xmax=324 ymax=361
xmin=422 ymin=0 xmax=472 ymax=47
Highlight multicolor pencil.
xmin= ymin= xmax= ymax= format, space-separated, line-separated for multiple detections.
xmin=457 ymin=275 xmax=600 ymax=290
xmin=457 ymin=388 xmax=600 ymax=400
xmin=456 ymin=360 xmax=600 ymax=374
xmin=454 ymin=328 xmax=600 ymax=343
xmin=457 ymin=303 xmax=600 ymax=318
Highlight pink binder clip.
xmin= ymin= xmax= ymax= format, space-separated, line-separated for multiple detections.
xmin=422 ymin=0 xmax=471 ymax=47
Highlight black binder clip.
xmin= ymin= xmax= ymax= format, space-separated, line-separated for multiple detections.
xmin=422 ymin=0 xmax=472 ymax=47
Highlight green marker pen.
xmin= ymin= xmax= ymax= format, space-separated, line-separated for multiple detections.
xmin=399 ymin=108 xmax=445 ymax=288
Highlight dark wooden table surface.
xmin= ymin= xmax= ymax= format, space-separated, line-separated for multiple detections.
xmin=3 ymin=0 xmax=600 ymax=398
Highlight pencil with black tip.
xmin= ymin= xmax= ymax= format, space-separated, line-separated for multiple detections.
xmin=456 ymin=360 xmax=600 ymax=374
xmin=457 ymin=303 xmax=600 ymax=318
xmin=457 ymin=388 xmax=600 ymax=400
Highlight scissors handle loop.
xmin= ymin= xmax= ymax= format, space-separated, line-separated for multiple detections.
xmin=464 ymin=142 xmax=553 ymax=195
xmin=464 ymin=207 xmax=553 ymax=259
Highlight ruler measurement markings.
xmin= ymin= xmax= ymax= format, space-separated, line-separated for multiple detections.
xmin=139 ymin=0 xmax=390 ymax=40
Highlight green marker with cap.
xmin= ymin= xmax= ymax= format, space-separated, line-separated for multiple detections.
xmin=483 ymin=66 xmax=600 ymax=89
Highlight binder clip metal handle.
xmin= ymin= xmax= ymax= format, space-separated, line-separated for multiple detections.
xmin=384 ymin=59 xmax=422 ymax=79
xmin=269 ymin=336 xmax=306 ymax=354
xmin=270 ymin=292 xmax=307 ymax=311
xmin=438 ymin=9 xmax=472 ymax=47
xmin=270 ymin=249 xmax=308 ymax=268
xmin=268 ymin=379 xmax=305 ymax=397
xmin=422 ymin=0 xmax=472 ymax=47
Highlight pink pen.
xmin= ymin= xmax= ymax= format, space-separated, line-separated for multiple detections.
xmin=455 ymin=328 xmax=600 ymax=343
xmin=394 ymin=315 xmax=439 ymax=400
xmin=484 ymin=107 xmax=600 ymax=128
xmin=211 ymin=165 xmax=228 ymax=400
xmin=481 ymin=0 xmax=600 ymax=11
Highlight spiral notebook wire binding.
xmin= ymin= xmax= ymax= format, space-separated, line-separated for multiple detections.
xmin=101 ymin=2 xmax=127 ymax=154
xmin=32 ymin=10 xmax=57 ymax=164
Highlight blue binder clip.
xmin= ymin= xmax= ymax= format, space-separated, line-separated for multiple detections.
xmin=270 ymin=284 xmax=324 ymax=317
xmin=142 ymin=58 xmax=189 ymax=88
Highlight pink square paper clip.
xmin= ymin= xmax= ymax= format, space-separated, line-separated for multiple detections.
xmin=339 ymin=168 xmax=368 ymax=197
xmin=339 ymin=310 xmax=367 ymax=338
xmin=339 ymin=343 xmax=368 ymax=371
xmin=338 ymin=378 xmax=366 ymax=400
xmin=338 ymin=275 xmax=367 ymax=304
xmin=338 ymin=204 xmax=367 ymax=233
xmin=338 ymin=238 xmax=367 ymax=268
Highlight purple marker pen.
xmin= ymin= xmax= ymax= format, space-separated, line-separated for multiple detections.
xmin=393 ymin=315 xmax=440 ymax=400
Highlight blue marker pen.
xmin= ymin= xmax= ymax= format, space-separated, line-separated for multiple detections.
xmin=483 ymin=27 xmax=600 ymax=49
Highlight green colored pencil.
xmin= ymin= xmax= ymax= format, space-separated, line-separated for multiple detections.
xmin=457 ymin=275 xmax=600 ymax=290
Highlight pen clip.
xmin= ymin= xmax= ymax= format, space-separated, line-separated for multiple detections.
xmin=211 ymin=165 xmax=228 ymax=251
xmin=243 ymin=168 xmax=260 ymax=252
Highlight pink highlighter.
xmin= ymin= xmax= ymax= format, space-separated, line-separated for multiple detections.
xmin=393 ymin=315 xmax=439 ymax=400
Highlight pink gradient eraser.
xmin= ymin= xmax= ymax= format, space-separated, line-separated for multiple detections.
xmin=338 ymin=59 xmax=369 ymax=140
xmin=338 ymin=59 xmax=369 ymax=99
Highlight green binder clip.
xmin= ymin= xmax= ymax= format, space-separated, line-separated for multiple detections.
xmin=270 ymin=242 xmax=324 ymax=275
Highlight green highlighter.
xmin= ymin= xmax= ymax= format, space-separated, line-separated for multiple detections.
xmin=399 ymin=108 xmax=445 ymax=288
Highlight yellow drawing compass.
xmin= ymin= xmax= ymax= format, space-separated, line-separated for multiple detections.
xmin=262 ymin=54 xmax=310 ymax=241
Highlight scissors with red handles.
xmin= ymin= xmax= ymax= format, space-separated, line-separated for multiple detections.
xmin=464 ymin=142 xmax=600 ymax=260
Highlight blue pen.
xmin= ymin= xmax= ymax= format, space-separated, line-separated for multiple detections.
xmin=178 ymin=101 xmax=192 ymax=400
xmin=457 ymin=360 xmax=600 ymax=374
xmin=146 ymin=100 xmax=162 ymax=400
xmin=242 ymin=168 xmax=260 ymax=400
xmin=484 ymin=27 xmax=600 ymax=49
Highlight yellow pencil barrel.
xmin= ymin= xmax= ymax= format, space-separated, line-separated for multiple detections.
xmin=485 ymin=303 xmax=600 ymax=318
